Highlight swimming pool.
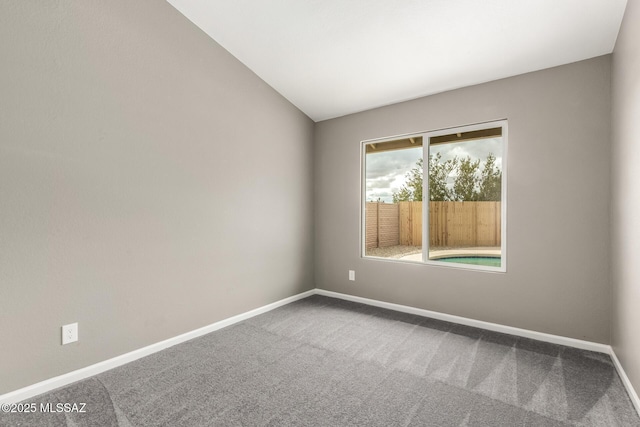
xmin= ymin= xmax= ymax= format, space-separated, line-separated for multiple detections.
xmin=436 ymin=256 xmax=501 ymax=267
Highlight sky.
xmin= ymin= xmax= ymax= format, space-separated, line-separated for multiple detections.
xmin=365 ymin=137 xmax=503 ymax=203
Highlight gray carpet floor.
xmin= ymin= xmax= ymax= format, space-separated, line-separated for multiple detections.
xmin=2 ymin=295 xmax=639 ymax=426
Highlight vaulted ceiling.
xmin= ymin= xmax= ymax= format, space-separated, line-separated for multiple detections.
xmin=167 ymin=0 xmax=627 ymax=121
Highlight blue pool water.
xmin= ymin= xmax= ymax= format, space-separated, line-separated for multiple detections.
xmin=437 ymin=256 xmax=501 ymax=267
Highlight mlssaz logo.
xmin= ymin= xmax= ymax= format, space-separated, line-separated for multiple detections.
xmin=40 ymin=403 xmax=87 ymax=413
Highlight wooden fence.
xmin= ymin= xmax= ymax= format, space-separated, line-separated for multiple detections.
xmin=366 ymin=201 xmax=501 ymax=248
xmin=365 ymin=202 xmax=399 ymax=249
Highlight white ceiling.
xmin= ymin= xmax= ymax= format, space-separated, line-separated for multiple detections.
xmin=167 ymin=0 xmax=627 ymax=122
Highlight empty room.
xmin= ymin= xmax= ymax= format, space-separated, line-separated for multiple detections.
xmin=1 ymin=0 xmax=640 ymax=425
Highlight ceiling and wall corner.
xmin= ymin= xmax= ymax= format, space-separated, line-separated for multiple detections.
xmin=166 ymin=0 xmax=627 ymax=121
xmin=611 ymin=0 xmax=640 ymax=406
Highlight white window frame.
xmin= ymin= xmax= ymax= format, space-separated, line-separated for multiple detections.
xmin=361 ymin=119 xmax=508 ymax=273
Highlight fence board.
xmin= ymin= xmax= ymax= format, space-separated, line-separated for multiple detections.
xmin=365 ymin=202 xmax=399 ymax=249
xmin=366 ymin=201 xmax=501 ymax=249
xmin=365 ymin=203 xmax=378 ymax=249
xmin=428 ymin=201 xmax=501 ymax=247
xmin=378 ymin=203 xmax=399 ymax=247
xmin=399 ymin=201 xmax=423 ymax=246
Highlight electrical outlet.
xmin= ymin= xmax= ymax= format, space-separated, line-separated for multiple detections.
xmin=62 ymin=323 xmax=78 ymax=345
xmin=349 ymin=270 xmax=355 ymax=281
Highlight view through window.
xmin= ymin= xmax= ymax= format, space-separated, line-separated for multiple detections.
xmin=362 ymin=121 xmax=506 ymax=271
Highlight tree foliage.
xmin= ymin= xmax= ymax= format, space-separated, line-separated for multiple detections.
xmin=477 ymin=153 xmax=502 ymax=201
xmin=452 ymin=157 xmax=480 ymax=201
xmin=428 ymin=153 xmax=458 ymax=201
xmin=392 ymin=153 xmax=502 ymax=202
xmin=392 ymin=158 xmax=423 ymax=203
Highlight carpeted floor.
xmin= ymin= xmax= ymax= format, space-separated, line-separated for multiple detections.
xmin=2 ymin=295 xmax=639 ymax=426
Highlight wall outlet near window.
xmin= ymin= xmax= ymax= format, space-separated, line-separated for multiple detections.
xmin=62 ymin=323 xmax=78 ymax=345
xmin=349 ymin=270 xmax=355 ymax=281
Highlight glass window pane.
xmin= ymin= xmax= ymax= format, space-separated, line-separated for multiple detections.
xmin=363 ymin=137 xmax=423 ymax=261
xmin=427 ymin=127 xmax=504 ymax=269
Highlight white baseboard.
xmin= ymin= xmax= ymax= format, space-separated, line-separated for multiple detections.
xmin=0 ymin=289 xmax=315 ymax=405
xmin=315 ymin=289 xmax=610 ymax=353
xmin=315 ymin=289 xmax=640 ymax=417
xmin=3 ymin=286 xmax=639 ymax=420
xmin=609 ymin=348 xmax=640 ymax=416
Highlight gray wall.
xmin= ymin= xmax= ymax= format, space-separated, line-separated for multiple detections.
xmin=315 ymin=56 xmax=612 ymax=343
xmin=612 ymin=0 xmax=640 ymax=396
xmin=0 ymin=1 xmax=314 ymax=394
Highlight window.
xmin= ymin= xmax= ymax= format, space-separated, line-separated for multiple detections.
xmin=362 ymin=120 xmax=507 ymax=272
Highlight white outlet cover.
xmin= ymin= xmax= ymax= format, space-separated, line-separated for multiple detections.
xmin=62 ymin=323 xmax=78 ymax=345
xmin=349 ymin=270 xmax=355 ymax=281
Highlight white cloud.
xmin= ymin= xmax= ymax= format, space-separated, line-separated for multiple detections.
xmin=365 ymin=137 xmax=504 ymax=203
xmin=365 ymin=147 xmax=421 ymax=202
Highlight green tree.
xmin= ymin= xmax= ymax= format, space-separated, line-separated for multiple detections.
xmin=393 ymin=155 xmax=459 ymax=202
xmin=453 ymin=156 xmax=480 ymax=201
xmin=477 ymin=153 xmax=502 ymax=201
xmin=392 ymin=153 xmax=501 ymax=203
xmin=392 ymin=158 xmax=423 ymax=202
xmin=428 ymin=153 xmax=458 ymax=201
